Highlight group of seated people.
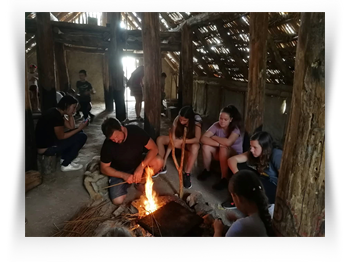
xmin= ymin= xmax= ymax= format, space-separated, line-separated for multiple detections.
xmin=35 ymin=94 xmax=282 ymax=237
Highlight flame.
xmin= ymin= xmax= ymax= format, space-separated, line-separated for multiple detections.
xmin=143 ymin=166 xmax=158 ymax=214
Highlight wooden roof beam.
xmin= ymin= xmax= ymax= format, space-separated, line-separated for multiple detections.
xmin=214 ymin=20 xmax=248 ymax=80
xmin=267 ymin=35 xmax=294 ymax=85
xmin=193 ymin=28 xmax=231 ymax=79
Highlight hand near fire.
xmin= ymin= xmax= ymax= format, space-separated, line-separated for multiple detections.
xmin=213 ymin=218 xmax=224 ymax=236
xmin=126 ymin=174 xmax=134 ymax=184
xmin=133 ymin=165 xmax=144 ymax=184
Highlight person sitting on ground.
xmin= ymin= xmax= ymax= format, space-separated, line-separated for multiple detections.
xmin=76 ymin=69 xmax=96 ymax=122
xmin=127 ymin=66 xmax=144 ymax=122
xmin=213 ymin=169 xmax=274 ymax=237
xmin=100 ymin=118 xmax=163 ymax=206
xmin=199 ymin=105 xmax=244 ymax=190
xmin=156 ymin=106 xmax=202 ymax=189
xmin=35 ymin=95 xmax=88 ymax=172
xmin=224 ymin=131 xmax=282 ymax=209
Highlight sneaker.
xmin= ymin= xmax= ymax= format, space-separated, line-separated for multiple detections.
xmin=183 ymin=173 xmax=192 ymax=189
xmin=212 ymin=178 xmax=228 ymax=190
xmin=153 ymin=166 xmax=167 ymax=178
xmin=61 ymin=163 xmax=83 ymax=172
xmin=197 ymin=169 xmax=211 ymax=181
xmin=60 ymin=158 xmax=80 ymax=165
xmin=221 ymin=200 xmax=237 ymax=210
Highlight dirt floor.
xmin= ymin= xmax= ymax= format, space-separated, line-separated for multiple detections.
xmin=25 ymin=101 xmax=237 ymax=237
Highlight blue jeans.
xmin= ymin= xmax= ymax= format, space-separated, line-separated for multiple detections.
xmin=43 ymin=131 xmax=87 ymax=166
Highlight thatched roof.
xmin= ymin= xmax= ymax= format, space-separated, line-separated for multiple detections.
xmin=26 ymin=12 xmax=300 ymax=85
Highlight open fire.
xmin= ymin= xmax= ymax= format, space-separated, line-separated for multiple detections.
xmin=143 ymin=167 xmax=158 ymax=215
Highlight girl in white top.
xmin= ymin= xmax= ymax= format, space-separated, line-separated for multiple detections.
xmin=156 ymin=106 xmax=202 ymax=189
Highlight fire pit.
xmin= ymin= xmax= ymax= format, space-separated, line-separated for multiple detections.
xmin=138 ymin=200 xmax=203 ymax=237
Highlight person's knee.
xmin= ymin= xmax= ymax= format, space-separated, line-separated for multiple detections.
xmin=150 ymin=155 xmax=164 ymax=172
xmin=202 ymin=144 xmax=212 ymax=153
xmin=112 ymin=195 xmax=126 ymax=206
xmin=76 ymin=132 xmax=87 ymax=145
xmin=190 ymin=143 xmax=200 ymax=154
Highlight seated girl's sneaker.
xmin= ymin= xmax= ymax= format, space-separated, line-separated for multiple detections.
xmin=61 ymin=163 xmax=83 ymax=172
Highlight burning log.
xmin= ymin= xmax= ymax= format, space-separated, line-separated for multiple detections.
xmin=169 ymin=127 xmax=187 ymax=198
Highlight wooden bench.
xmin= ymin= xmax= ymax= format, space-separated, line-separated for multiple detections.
xmin=37 ymin=154 xmax=60 ymax=175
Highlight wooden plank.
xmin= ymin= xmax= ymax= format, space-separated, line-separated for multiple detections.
xmin=35 ymin=12 xmax=57 ymax=112
xmin=142 ymin=12 xmax=162 ymax=140
xmin=244 ymin=12 xmax=269 ymax=134
xmin=180 ymin=22 xmax=193 ymax=106
xmin=273 ymin=12 xmax=325 ymax=237
xmin=160 ymin=12 xmax=176 ymax=28
xmin=54 ymin=43 xmax=70 ymax=92
xmin=193 ymin=47 xmax=212 ymax=76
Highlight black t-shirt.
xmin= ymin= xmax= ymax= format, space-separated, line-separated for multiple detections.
xmin=76 ymin=81 xmax=93 ymax=102
xmin=100 ymin=125 xmax=150 ymax=173
xmin=35 ymin=108 xmax=64 ymax=148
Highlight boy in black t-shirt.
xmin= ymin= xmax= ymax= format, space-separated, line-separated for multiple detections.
xmin=76 ymin=70 xmax=96 ymax=122
xmin=100 ymin=118 xmax=163 ymax=205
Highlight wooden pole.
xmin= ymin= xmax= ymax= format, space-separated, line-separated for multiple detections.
xmin=54 ymin=42 xmax=70 ymax=92
xmin=169 ymin=127 xmax=187 ymax=198
xmin=244 ymin=12 xmax=268 ymax=135
xmin=273 ymin=12 xmax=325 ymax=237
xmin=142 ymin=12 xmax=162 ymax=140
xmin=109 ymin=12 xmax=126 ymax=121
xmin=180 ymin=22 xmax=193 ymax=106
xmin=35 ymin=12 xmax=57 ymax=112
xmin=102 ymin=51 xmax=113 ymax=111
xmin=25 ymin=69 xmax=38 ymax=171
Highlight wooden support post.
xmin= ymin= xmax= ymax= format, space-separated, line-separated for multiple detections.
xmin=180 ymin=22 xmax=193 ymax=106
xmin=244 ymin=12 xmax=268 ymax=135
xmin=36 ymin=12 xmax=57 ymax=112
xmin=142 ymin=12 xmax=162 ymax=140
xmin=54 ymin=43 xmax=70 ymax=92
xmin=25 ymin=69 xmax=38 ymax=171
xmin=103 ymin=51 xmax=113 ymax=111
xmin=109 ymin=12 xmax=126 ymax=121
xmin=273 ymin=13 xmax=325 ymax=237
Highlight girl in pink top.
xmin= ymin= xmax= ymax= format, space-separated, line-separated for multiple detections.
xmin=199 ymin=105 xmax=244 ymax=190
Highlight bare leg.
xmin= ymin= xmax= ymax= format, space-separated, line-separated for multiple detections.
xmin=112 ymin=194 xmax=127 ymax=206
xmin=156 ymin=136 xmax=169 ymax=158
xmin=135 ymin=95 xmax=142 ymax=118
xmin=148 ymin=155 xmax=164 ymax=174
xmin=202 ymin=144 xmax=218 ymax=171
xmin=185 ymin=143 xmax=200 ymax=173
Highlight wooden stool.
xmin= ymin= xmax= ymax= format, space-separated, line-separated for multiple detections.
xmin=37 ymin=154 xmax=59 ymax=175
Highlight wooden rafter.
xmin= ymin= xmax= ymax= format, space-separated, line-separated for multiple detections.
xmin=193 ymin=27 xmax=230 ymax=78
xmin=213 ymin=15 xmax=249 ymax=80
xmin=160 ymin=12 xmax=176 ymax=29
xmin=267 ymin=35 xmax=294 ymax=85
xmin=127 ymin=12 xmax=142 ymax=29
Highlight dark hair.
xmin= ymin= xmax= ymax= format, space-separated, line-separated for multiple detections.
xmin=220 ymin=104 xmax=244 ymax=136
xmin=161 ymin=72 xmax=167 ymax=77
xmin=174 ymin=106 xmax=200 ymax=139
xmin=248 ymin=131 xmax=279 ymax=173
xmin=229 ymin=170 xmax=274 ymax=236
xmin=56 ymin=95 xmax=78 ymax=110
xmin=79 ymin=70 xmax=87 ymax=76
xmin=101 ymin=117 xmax=123 ymax=138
